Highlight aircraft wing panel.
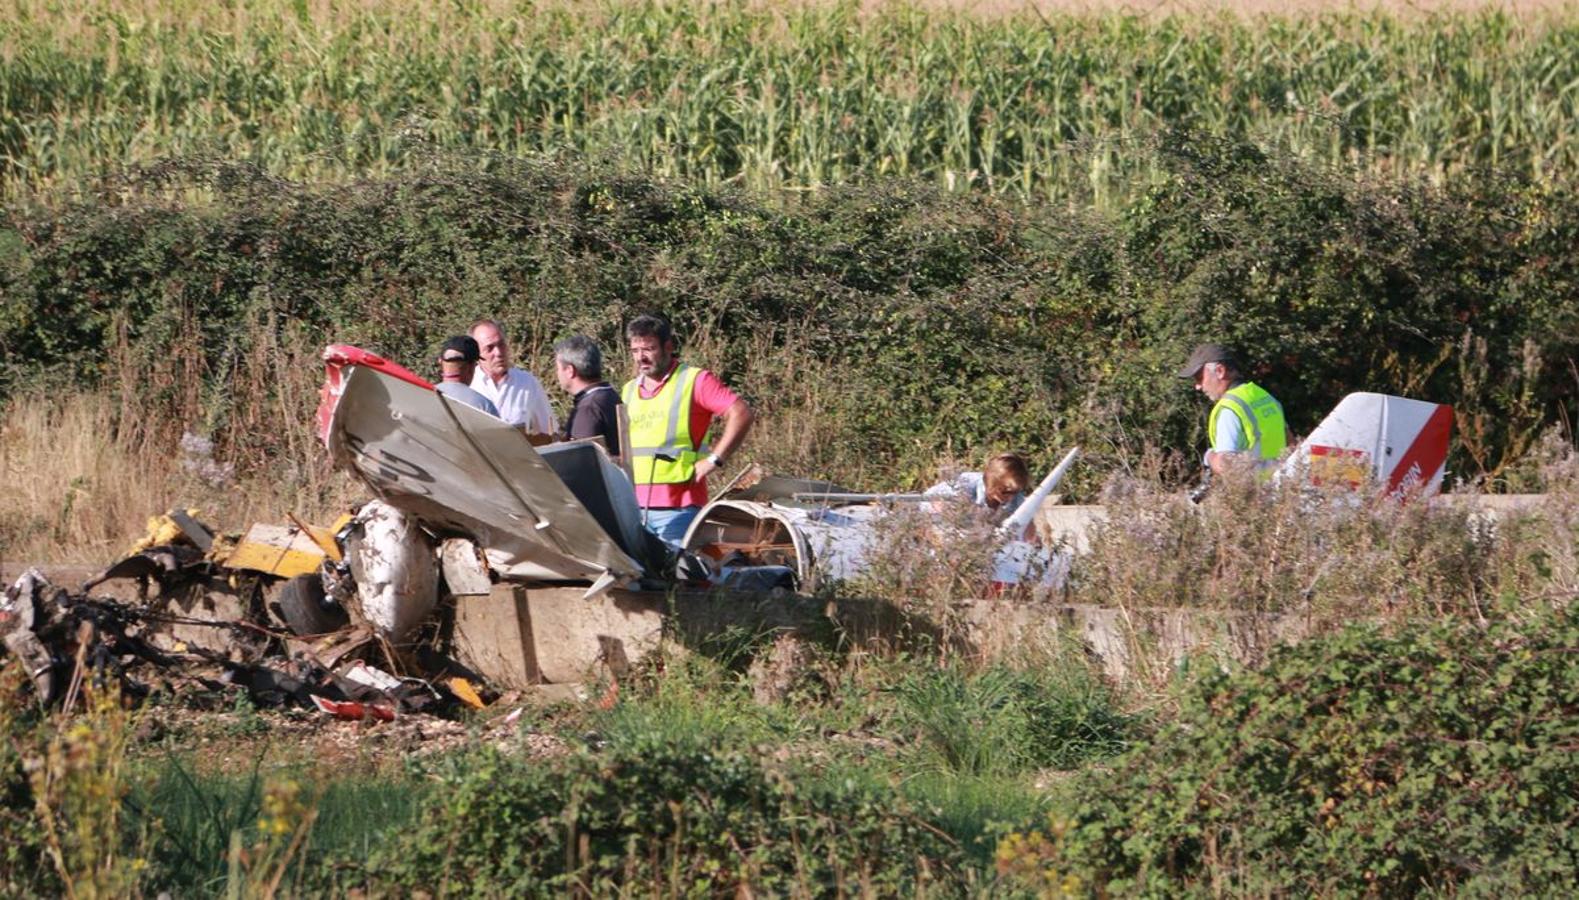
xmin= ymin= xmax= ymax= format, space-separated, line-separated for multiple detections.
xmin=325 ymin=364 xmax=646 ymax=583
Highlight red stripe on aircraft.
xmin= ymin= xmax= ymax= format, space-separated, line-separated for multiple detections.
xmin=1386 ymin=404 xmax=1455 ymax=494
xmin=323 ymin=344 xmax=433 ymax=391
xmin=318 ymin=343 xmax=436 ymax=446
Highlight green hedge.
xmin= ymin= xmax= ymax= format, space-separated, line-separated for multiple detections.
xmin=3 ymin=140 xmax=1576 ymax=488
xmin=1045 ymin=603 xmax=1579 ymax=895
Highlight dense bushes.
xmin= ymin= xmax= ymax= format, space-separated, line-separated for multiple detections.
xmin=1125 ymin=135 xmax=1579 ymax=481
xmin=1007 ymin=603 xmax=1579 ymax=895
xmin=3 ymin=139 xmax=1576 ymax=491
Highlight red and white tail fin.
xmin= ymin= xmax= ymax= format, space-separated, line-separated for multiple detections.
xmin=1279 ymin=392 xmax=1454 ymax=495
xmin=315 ymin=344 xmax=433 ymax=448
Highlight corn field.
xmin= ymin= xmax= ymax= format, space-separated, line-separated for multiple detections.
xmin=4 ymin=0 xmax=1579 ymax=201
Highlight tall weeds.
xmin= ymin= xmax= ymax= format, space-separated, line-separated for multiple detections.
xmin=1062 ymin=453 xmax=1579 ymax=693
xmin=0 ymin=391 xmax=360 ymax=564
xmin=0 ymin=394 xmax=179 ymax=564
xmin=895 ymin=661 xmax=1131 ymax=776
xmin=0 ymin=667 xmax=145 ymax=898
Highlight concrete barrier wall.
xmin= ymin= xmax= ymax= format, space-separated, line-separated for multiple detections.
xmin=955 ymin=599 xmax=1310 ymax=682
xmin=452 ymin=584 xmax=1311 ymax=688
xmin=1034 ymin=495 xmax=1550 ymax=558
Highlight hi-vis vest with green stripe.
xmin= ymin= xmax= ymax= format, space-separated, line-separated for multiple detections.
xmin=1209 ymin=381 xmax=1287 ymax=462
xmin=622 ymin=364 xmax=704 ymax=485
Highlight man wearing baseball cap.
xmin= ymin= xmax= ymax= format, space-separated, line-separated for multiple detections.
xmin=435 ymin=335 xmax=501 ymax=417
xmin=1178 ymin=342 xmax=1289 ymax=476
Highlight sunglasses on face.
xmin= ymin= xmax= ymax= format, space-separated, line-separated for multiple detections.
xmin=441 ymin=355 xmax=469 ymax=364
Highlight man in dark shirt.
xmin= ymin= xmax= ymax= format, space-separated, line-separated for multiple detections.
xmin=553 ymin=334 xmax=623 ymax=456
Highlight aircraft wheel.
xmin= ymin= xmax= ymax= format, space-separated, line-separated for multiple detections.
xmin=270 ymin=573 xmax=349 ymax=636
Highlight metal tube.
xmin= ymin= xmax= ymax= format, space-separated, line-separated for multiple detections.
xmin=789 ymin=492 xmax=932 ymax=503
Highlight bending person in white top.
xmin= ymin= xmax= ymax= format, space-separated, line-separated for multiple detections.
xmin=469 ymin=318 xmax=557 ymax=437
xmin=924 ymin=451 xmax=1031 ymax=517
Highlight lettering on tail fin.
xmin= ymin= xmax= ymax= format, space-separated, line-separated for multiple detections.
xmin=1386 ymin=404 xmax=1454 ymax=494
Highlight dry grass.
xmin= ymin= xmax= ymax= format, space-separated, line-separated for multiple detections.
xmin=1076 ymin=456 xmax=1572 ymax=610
xmin=0 ymin=391 xmax=359 ymax=566
xmin=0 ymin=394 xmax=176 ymax=565
xmin=0 ymin=335 xmax=881 ymax=567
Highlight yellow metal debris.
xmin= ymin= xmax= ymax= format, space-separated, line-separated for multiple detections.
xmin=127 ymin=508 xmax=204 ymax=554
xmin=222 ymin=523 xmax=332 ymax=578
xmin=447 ymin=677 xmax=486 ymax=710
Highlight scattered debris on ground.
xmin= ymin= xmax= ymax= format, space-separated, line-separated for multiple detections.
xmin=0 ymin=510 xmax=522 ymax=746
xmin=0 ymin=499 xmax=876 ymax=753
xmin=133 ymin=702 xmax=573 ymax=765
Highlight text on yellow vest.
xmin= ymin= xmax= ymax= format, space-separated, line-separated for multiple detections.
xmin=623 ymin=364 xmax=704 ymax=485
xmin=1208 ymin=381 xmax=1287 ymax=462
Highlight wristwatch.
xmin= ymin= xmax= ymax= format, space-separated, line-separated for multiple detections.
xmin=707 ymin=453 xmax=725 ymax=467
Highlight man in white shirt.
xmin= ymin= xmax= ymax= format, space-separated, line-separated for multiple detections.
xmin=468 ymin=318 xmax=557 ymax=437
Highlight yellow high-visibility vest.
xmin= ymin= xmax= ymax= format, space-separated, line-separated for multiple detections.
xmin=622 ymin=364 xmax=703 ymax=485
xmin=1209 ymin=381 xmax=1287 ymax=462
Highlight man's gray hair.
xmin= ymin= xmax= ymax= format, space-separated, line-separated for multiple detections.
xmin=554 ymin=334 xmax=603 ymax=381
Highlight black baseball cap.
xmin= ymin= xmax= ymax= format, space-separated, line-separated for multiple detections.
xmin=1178 ymin=343 xmax=1238 ymax=379
xmin=439 ymin=335 xmax=481 ymax=363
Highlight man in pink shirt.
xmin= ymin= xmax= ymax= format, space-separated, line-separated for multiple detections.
xmin=622 ymin=314 xmax=755 ymax=547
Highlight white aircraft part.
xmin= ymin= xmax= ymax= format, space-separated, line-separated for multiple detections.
xmin=991 ymin=539 xmax=1070 ymax=590
xmin=342 ymin=660 xmax=403 ymax=692
xmin=439 ymin=538 xmax=492 ymax=596
xmin=998 ymin=446 xmax=1080 ymax=538
xmin=583 ymin=569 xmax=621 ymax=600
xmin=1278 ymin=392 xmax=1454 ymax=494
xmin=686 ymin=498 xmax=1068 ymax=593
xmin=681 ymin=500 xmax=824 ymax=590
xmin=324 ymin=366 xmax=646 ymax=583
xmin=777 ymin=503 xmax=887 ymax=587
xmin=345 ymin=500 xmax=439 ymax=642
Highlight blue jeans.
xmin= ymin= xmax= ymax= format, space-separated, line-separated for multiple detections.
xmin=643 ymin=506 xmax=700 ymax=549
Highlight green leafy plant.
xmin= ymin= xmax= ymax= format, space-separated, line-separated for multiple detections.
xmin=1008 ymin=603 xmax=1579 ymax=895
xmin=896 ymin=662 xmax=1133 ymax=777
xmin=361 ymin=734 xmax=966 ymax=896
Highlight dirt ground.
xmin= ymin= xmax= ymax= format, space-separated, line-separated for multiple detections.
xmin=3 ymin=562 xmax=136 ymax=599
xmin=135 ymin=702 xmax=573 ymax=773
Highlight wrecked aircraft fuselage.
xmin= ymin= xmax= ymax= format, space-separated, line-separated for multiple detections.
xmin=314 ymin=345 xmax=1071 ymax=646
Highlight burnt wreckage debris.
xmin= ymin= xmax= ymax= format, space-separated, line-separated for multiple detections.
xmin=1 ymin=510 xmax=474 ymax=721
